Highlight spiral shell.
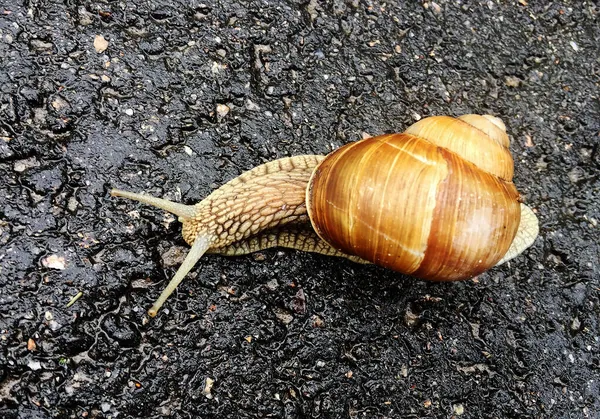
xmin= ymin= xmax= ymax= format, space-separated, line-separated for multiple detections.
xmin=306 ymin=115 xmax=521 ymax=280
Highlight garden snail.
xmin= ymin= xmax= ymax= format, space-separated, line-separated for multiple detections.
xmin=111 ymin=114 xmax=539 ymax=317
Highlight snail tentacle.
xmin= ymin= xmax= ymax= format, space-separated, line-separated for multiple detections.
xmin=110 ymin=189 xmax=197 ymax=220
xmin=148 ymin=234 xmax=212 ymax=317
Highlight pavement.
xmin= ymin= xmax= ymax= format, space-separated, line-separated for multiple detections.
xmin=0 ymin=1 xmax=599 ymax=418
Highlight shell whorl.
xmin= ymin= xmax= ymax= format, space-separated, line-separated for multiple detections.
xmin=404 ymin=114 xmax=514 ymax=181
xmin=306 ymin=115 xmax=521 ymax=281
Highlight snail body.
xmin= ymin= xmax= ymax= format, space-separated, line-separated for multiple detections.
xmin=111 ymin=114 xmax=539 ymax=316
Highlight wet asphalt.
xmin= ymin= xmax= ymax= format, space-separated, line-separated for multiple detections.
xmin=0 ymin=1 xmax=599 ymax=418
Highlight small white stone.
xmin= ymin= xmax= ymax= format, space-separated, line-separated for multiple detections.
xmin=453 ymin=404 xmax=465 ymax=415
xmin=42 ymin=254 xmax=66 ymax=270
xmin=569 ymin=41 xmax=579 ymax=52
xmin=28 ymin=360 xmax=42 ymax=370
xmin=203 ymin=377 xmax=215 ymax=399
xmin=94 ymin=35 xmax=109 ymax=53
xmin=245 ymin=99 xmax=260 ymax=111
xmin=216 ymin=104 xmax=230 ymax=117
xmin=124 ymin=109 xmax=134 ymax=116
xmin=68 ymin=196 xmax=79 ymax=212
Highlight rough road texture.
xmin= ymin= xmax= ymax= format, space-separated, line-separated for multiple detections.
xmin=0 ymin=1 xmax=598 ymax=418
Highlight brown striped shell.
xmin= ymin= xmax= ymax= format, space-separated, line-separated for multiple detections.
xmin=306 ymin=115 xmax=522 ymax=281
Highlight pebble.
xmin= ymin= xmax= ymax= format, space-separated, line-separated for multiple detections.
xmin=13 ymin=157 xmax=38 ymax=172
xmin=51 ymin=96 xmax=69 ymax=111
xmin=68 ymin=196 xmax=79 ymax=213
xmin=569 ymin=41 xmax=579 ymax=52
xmin=161 ymin=246 xmax=188 ymax=267
xmin=265 ymin=278 xmax=279 ymax=291
xmin=42 ymin=254 xmax=66 ymax=270
xmin=30 ymin=39 xmax=53 ymax=52
xmin=568 ymin=167 xmax=585 ymax=184
xmin=245 ymin=99 xmax=260 ymax=111
xmin=78 ymin=7 xmax=93 ymax=25
xmin=505 ymin=76 xmax=521 ymax=87
xmin=28 ymin=360 xmax=42 ymax=371
xmin=49 ymin=320 xmax=61 ymax=331
xmin=571 ymin=317 xmax=582 ymax=332
xmin=94 ymin=35 xmax=109 ymax=53
xmin=203 ymin=377 xmax=215 ymax=399
xmin=216 ymin=103 xmax=230 ymax=117
xmin=273 ymin=307 xmax=293 ymax=324
xmin=404 ymin=305 xmax=420 ymax=326
xmin=211 ymin=61 xmax=227 ymax=73
xmin=0 ymin=137 xmax=15 ymax=159
xmin=292 ymin=288 xmax=306 ymax=314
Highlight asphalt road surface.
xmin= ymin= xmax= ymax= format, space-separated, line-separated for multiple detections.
xmin=1 ymin=1 xmax=599 ymax=418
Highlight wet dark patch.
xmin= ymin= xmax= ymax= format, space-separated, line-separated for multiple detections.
xmin=0 ymin=1 xmax=598 ymax=418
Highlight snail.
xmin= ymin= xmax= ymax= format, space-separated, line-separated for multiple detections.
xmin=111 ymin=114 xmax=539 ymax=317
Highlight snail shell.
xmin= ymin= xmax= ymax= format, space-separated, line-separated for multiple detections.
xmin=307 ymin=115 xmax=521 ymax=281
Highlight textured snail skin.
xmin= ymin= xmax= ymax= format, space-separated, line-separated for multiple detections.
xmin=111 ymin=114 xmax=538 ymax=316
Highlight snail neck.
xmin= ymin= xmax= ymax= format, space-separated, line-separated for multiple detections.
xmin=182 ymin=155 xmax=326 ymax=248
